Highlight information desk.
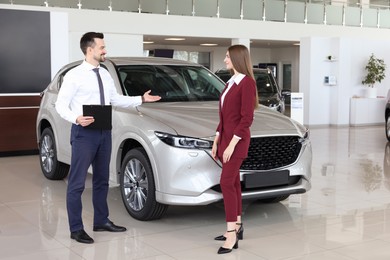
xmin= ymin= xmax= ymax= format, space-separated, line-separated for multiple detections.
xmin=349 ymin=97 xmax=386 ymax=126
xmin=0 ymin=94 xmax=41 ymax=154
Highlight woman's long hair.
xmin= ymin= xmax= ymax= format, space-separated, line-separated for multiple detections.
xmin=228 ymin=45 xmax=259 ymax=109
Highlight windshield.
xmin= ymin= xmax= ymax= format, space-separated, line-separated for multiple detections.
xmin=116 ymin=65 xmax=225 ymax=102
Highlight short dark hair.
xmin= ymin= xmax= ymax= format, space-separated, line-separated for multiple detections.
xmin=80 ymin=32 xmax=104 ymax=55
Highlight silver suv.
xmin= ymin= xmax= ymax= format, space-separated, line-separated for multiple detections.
xmin=36 ymin=57 xmax=312 ymax=221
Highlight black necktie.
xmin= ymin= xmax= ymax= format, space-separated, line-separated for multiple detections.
xmin=93 ymin=68 xmax=105 ymax=105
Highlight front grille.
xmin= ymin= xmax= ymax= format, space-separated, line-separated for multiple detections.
xmin=211 ymin=175 xmax=301 ymax=193
xmin=241 ymin=136 xmax=302 ymax=170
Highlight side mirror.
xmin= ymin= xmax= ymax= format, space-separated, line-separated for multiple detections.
xmin=281 ymin=89 xmax=291 ymax=98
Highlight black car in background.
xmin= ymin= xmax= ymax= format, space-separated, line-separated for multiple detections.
xmin=215 ymin=68 xmax=290 ymax=114
xmin=385 ymin=96 xmax=390 ymax=141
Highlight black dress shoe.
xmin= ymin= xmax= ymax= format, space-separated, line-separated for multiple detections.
xmin=93 ymin=220 xmax=127 ymax=232
xmin=214 ymin=234 xmax=227 ymax=241
xmin=70 ymin=230 xmax=94 ymax=244
xmin=217 ymin=241 xmax=238 ymax=254
xmin=217 ymin=230 xmax=238 ymax=254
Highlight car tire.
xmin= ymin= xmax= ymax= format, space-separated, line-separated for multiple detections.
xmin=120 ymin=148 xmax=168 ymax=221
xmin=258 ymin=195 xmax=290 ymax=203
xmin=39 ymin=127 xmax=69 ymax=180
xmin=386 ymin=114 xmax=390 ymax=142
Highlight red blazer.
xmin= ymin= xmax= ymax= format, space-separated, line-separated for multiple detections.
xmin=216 ymin=75 xmax=256 ymax=159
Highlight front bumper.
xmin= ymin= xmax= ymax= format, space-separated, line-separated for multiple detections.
xmin=156 ymin=177 xmax=311 ymax=205
xmin=153 ymin=139 xmax=312 ymax=206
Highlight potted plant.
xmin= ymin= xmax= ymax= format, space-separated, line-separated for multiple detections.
xmin=362 ymin=53 xmax=386 ymax=97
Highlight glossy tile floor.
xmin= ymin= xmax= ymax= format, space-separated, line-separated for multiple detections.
xmin=1 ymin=125 xmax=390 ymax=259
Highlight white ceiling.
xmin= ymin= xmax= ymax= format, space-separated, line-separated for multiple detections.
xmin=143 ymin=35 xmax=299 ymax=49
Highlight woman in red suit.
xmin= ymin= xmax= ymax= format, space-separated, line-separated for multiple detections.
xmin=212 ymin=44 xmax=258 ymax=254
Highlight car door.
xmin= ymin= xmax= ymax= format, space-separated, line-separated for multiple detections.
xmin=51 ymin=66 xmax=78 ymax=164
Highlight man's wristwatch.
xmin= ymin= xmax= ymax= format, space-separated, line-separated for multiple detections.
xmin=141 ymin=96 xmax=145 ymax=103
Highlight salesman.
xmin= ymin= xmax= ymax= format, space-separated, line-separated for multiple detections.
xmin=55 ymin=32 xmax=161 ymax=244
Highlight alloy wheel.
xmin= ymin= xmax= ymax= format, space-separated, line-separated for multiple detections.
xmin=40 ymin=133 xmax=55 ymax=173
xmin=122 ymin=158 xmax=149 ymax=212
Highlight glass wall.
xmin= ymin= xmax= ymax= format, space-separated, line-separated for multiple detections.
xmin=2 ymin=0 xmax=390 ymax=29
xmin=173 ymin=51 xmax=211 ymax=69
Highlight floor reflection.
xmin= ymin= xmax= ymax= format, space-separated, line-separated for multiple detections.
xmin=3 ymin=126 xmax=390 ymax=259
xmin=39 ymin=185 xmax=60 ymax=239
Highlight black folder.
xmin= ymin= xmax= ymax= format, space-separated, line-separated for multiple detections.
xmin=83 ymin=105 xmax=112 ymax=130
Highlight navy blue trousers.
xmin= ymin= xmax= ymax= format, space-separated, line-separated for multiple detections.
xmin=67 ymin=124 xmax=112 ymax=232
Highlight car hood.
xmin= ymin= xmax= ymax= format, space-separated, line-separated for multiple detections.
xmin=137 ymin=102 xmax=303 ymax=138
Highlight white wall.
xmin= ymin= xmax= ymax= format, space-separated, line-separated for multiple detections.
xmin=3 ymin=4 xmax=390 ymax=126
xmin=300 ymin=37 xmax=390 ymax=126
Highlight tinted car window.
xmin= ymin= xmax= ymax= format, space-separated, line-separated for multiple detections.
xmin=254 ymin=73 xmax=279 ymax=94
xmin=117 ymin=65 xmax=224 ymax=102
xmin=215 ymin=69 xmax=279 ymax=95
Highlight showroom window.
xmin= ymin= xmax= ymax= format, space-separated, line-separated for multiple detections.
xmin=173 ymin=51 xmax=211 ymax=69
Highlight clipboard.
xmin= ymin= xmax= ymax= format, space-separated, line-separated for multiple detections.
xmin=83 ymin=105 xmax=112 ymax=130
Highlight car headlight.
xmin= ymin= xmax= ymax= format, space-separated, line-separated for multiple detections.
xmin=299 ymin=128 xmax=310 ymax=144
xmin=155 ymin=131 xmax=213 ymax=149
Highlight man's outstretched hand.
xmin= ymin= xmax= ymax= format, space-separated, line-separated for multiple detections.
xmin=143 ymin=90 xmax=161 ymax=102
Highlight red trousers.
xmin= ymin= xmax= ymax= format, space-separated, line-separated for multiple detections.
xmin=220 ymin=158 xmax=244 ymax=222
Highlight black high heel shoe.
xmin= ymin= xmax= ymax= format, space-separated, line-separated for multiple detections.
xmin=214 ymin=223 xmax=244 ymax=241
xmin=217 ymin=230 xmax=238 ymax=254
xmin=236 ymin=223 xmax=244 ymax=240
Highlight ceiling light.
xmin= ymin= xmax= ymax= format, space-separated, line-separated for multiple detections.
xmin=200 ymin=43 xmax=218 ymax=46
xmin=165 ymin=38 xmax=186 ymax=41
xmin=143 ymin=41 xmax=154 ymax=44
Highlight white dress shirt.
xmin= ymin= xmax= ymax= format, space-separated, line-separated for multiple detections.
xmin=55 ymin=60 xmax=142 ymax=124
xmin=220 ymin=73 xmax=245 ymax=108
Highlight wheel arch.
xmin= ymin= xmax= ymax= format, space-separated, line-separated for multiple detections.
xmin=38 ymin=125 xmax=70 ymax=180
xmin=114 ymin=138 xmax=160 ymax=188
xmin=385 ymin=105 xmax=390 ymax=142
xmin=37 ymin=119 xmax=52 ymax=141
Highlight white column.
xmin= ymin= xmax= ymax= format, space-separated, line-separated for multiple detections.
xmin=231 ymin=38 xmax=250 ymax=50
xmin=50 ymin=12 xmax=69 ymax=79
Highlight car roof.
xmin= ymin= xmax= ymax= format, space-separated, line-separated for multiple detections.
xmin=107 ymin=57 xmax=203 ymax=67
xmin=64 ymin=57 xmax=204 ymax=69
xmin=215 ymin=68 xmax=271 ymax=74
